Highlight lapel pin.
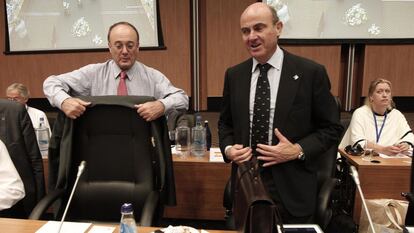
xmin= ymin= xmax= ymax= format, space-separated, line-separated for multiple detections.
xmin=293 ymin=75 xmax=299 ymax=80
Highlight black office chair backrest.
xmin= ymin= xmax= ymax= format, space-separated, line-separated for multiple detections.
xmin=49 ymin=96 xmax=175 ymax=222
xmin=405 ymin=153 xmax=414 ymax=225
xmin=68 ymin=104 xmax=154 ymax=221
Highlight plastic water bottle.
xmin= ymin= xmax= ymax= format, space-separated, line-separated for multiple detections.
xmin=120 ymin=203 xmax=137 ymax=233
xmin=204 ymin=120 xmax=212 ymax=151
xmin=191 ymin=115 xmax=206 ymax=157
xmin=35 ymin=117 xmax=50 ymax=158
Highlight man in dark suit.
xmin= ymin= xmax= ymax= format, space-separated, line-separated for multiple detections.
xmin=0 ymin=99 xmax=45 ymax=217
xmin=218 ymin=3 xmax=343 ymax=223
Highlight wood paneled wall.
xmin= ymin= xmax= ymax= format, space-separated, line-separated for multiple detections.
xmin=1 ymin=1 xmax=412 ymax=110
xmin=200 ymin=0 xmax=254 ymax=109
xmin=199 ymin=0 xmax=342 ymax=110
xmin=0 ymin=1 xmax=191 ymax=99
xmin=282 ymin=45 xmax=342 ymax=97
xmin=362 ymin=44 xmax=414 ymax=97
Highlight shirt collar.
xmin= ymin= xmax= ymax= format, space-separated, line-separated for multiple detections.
xmin=113 ymin=61 xmax=137 ymax=80
xmin=251 ymin=46 xmax=284 ymax=73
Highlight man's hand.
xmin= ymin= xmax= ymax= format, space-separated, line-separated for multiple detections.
xmin=135 ymin=100 xmax=165 ymax=121
xmin=226 ymin=144 xmax=252 ymax=165
xmin=61 ymin=97 xmax=91 ymax=119
xmin=256 ymin=128 xmax=301 ymax=167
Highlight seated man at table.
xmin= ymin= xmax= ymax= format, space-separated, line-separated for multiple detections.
xmin=340 ymin=78 xmax=413 ymax=156
xmin=0 ymin=139 xmax=25 ymax=213
xmin=6 ymin=83 xmax=52 ymax=136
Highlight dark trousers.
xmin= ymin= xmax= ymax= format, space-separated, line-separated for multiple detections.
xmin=260 ymin=168 xmax=314 ymax=224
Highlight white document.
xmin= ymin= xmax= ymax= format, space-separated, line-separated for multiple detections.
xmin=88 ymin=225 xmax=116 ymax=233
xmin=36 ymin=221 xmax=92 ymax=233
xmin=209 ymin=147 xmax=224 ymax=163
xmin=171 ymin=145 xmax=177 ymax=154
xmin=379 ymin=153 xmax=410 ymax=159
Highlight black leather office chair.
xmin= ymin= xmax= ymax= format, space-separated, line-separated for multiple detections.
xmin=29 ymin=96 xmax=176 ymax=226
xmin=403 ymin=152 xmax=414 ymax=226
xmin=0 ymin=99 xmax=45 ymax=218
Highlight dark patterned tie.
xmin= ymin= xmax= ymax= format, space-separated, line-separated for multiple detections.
xmin=117 ymin=71 xmax=128 ymax=96
xmin=251 ymin=63 xmax=272 ymax=155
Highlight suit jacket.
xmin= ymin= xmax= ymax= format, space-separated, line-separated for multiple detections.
xmin=0 ymin=99 xmax=45 ymax=217
xmin=218 ymin=50 xmax=343 ymax=217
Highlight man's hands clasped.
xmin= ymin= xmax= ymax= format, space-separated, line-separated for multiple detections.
xmin=226 ymin=128 xmax=303 ymax=167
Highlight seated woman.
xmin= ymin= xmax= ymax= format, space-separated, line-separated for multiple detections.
xmin=340 ymin=78 xmax=413 ymax=156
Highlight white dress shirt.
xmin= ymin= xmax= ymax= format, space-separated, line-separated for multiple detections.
xmin=249 ymin=46 xmax=284 ymax=145
xmin=0 ymin=139 xmax=25 ymax=211
xmin=43 ymin=60 xmax=189 ymax=115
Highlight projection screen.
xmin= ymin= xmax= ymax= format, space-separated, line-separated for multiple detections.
xmin=266 ymin=0 xmax=414 ymax=40
xmin=5 ymin=0 xmax=161 ymax=53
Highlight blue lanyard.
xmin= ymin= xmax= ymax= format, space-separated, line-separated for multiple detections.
xmin=373 ymin=111 xmax=387 ymax=143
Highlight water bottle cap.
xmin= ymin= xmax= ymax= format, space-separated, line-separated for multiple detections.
xmin=120 ymin=203 xmax=134 ymax=213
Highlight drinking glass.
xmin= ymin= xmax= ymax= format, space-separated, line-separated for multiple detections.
xmin=175 ymin=126 xmax=190 ymax=157
xmin=362 ymin=139 xmax=373 ymax=162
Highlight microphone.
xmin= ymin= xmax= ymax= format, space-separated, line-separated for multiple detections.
xmin=349 ymin=165 xmax=376 ymax=233
xmin=349 ymin=165 xmax=360 ymax=185
xmin=57 ymin=161 xmax=87 ymax=233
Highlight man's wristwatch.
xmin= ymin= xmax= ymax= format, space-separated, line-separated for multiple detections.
xmin=298 ymin=151 xmax=306 ymax=161
xmin=295 ymin=143 xmax=305 ymax=161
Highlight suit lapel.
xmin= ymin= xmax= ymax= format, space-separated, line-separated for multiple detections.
xmin=273 ymin=52 xmax=300 ymax=131
xmin=237 ymin=59 xmax=253 ymax=147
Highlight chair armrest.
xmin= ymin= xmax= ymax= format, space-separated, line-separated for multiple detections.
xmin=402 ymin=192 xmax=414 ymax=203
xmin=29 ymin=189 xmax=65 ymax=220
xmin=315 ymin=178 xmax=338 ymax=230
xmin=223 ymin=178 xmax=232 ymax=212
xmin=139 ymin=191 xmax=160 ymax=226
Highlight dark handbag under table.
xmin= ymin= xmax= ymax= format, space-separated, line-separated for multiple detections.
xmin=233 ymin=157 xmax=284 ymax=233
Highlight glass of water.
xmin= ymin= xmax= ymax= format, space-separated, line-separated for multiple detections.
xmin=175 ymin=126 xmax=190 ymax=157
xmin=362 ymin=139 xmax=373 ymax=162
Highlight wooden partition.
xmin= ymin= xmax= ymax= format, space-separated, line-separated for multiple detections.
xmin=1 ymin=1 xmax=412 ymax=110
xmin=362 ymin=44 xmax=414 ymax=97
xmin=200 ymin=0 xmax=254 ymax=109
xmin=0 ymin=0 xmax=191 ymax=99
xmin=282 ymin=45 xmax=342 ymax=97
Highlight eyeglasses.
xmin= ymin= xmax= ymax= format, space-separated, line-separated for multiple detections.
xmin=111 ymin=42 xmax=138 ymax=51
xmin=7 ymin=96 xmax=25 ymax=102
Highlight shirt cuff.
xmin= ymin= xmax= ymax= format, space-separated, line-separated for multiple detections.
xmin=159 ymin=99 xmax=172 ymax=114
xmin=224 ymin=145 xmax=232 ymax=157
xmin=54 ymin=91 xmax=72 ymax=109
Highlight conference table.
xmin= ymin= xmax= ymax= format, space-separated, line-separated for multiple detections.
xmin=0 ymin=218 xmax=235 ymax=233
xmin=163 ymin=151 xmax=231 ymax=220
xmin=42 ymin=149 xmax=231 ymax=221
xmin=338 ymin=148 xmax=412 ymax=223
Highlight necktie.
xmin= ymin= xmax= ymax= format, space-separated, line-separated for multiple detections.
xmin=251 ymin=63 xmax=272 ymax=155
xmin=117 ymin=71 xmax=128 ymax=96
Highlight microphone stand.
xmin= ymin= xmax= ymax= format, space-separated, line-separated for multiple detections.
xmin=57 ymin=161 xmax=86 ymax=233
xmin=350 ymin=165 xmax=376 ymax=233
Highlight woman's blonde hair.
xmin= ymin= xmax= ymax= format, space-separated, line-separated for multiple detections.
xmin=364 ymin=78 xmax=395 ymax=110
